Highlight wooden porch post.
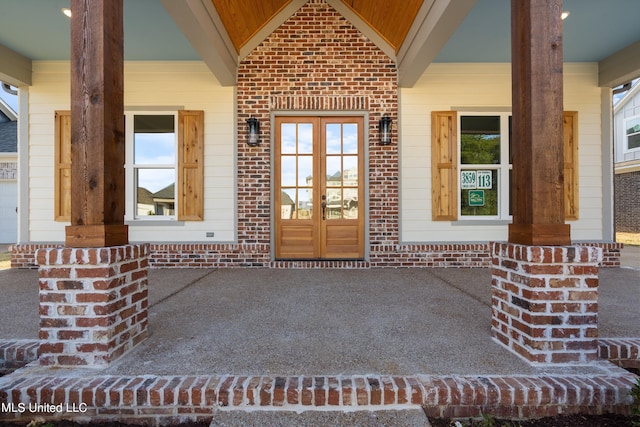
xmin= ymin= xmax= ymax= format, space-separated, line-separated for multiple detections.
xmin=65 ymin=0 xmax=128 ymax=247
xmin=509 ymin=0 xmax=571 ymax=245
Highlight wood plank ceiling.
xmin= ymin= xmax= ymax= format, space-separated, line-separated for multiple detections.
xmin=211 ymin=0 xmax=424 ymax=53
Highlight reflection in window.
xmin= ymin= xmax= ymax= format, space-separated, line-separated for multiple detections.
xmin=459 ymin=114 xmax=511 ymax=219
xmin=325 ymin=122 xmax=359 ymax=220
xmin=133 ymin=115 xmax=176 ymax=218
xmin=280 ymin=122 xmax=314 ymax=220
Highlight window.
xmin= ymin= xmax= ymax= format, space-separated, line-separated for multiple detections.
xmin=458 ymin=113 xmax=511 ymax=219
xmin=54 ymin=110 xmax=204 ymax=222
xmin=431 ymin=110 xmax=578 ymax=222
xmin=624 ymin=116 xmax=640 ymax=152
xmin=127 ymin=113 xmax=177 ymax=219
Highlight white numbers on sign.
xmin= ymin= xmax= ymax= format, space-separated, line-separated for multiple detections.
xmin=477 ymin=170 xmax=492 ymax=189
xmin=460 ymin=171 xmax=477 ymax=189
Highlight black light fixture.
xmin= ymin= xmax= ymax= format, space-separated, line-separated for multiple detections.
xmin=246 ymin=117 xmax=260 ymax=146
xmin=379 ymin=114 xmax=392 ymax=145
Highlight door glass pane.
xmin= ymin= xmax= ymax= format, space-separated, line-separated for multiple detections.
xmin=281 ymin=156 xmax=296 ymax=186
xmin=343 ymin=187 xmax=358 ymax=219
xmin=343 ymin=124 xmax=358 ymax=154
xmin=326 ymin=123 xmax=341 ymax=154
xmin=281 ymin=124 xmax=296 ymax=154
xmin=326 ymin=188 xmax=342 ymax=219
xmin=342 ymin=156 xmax=358 ymax=186
xmin=297 ymin=188 xmax=312 ymax=219
xmin=326 ymin=157 xmax=342 ymax=187
xmin=298 ymin=123 xmax=313 ymax=154
xmin=281 ymin=189 xmax=296 ymax=219
xmin=460 ymin=116 xmax=500 ymax=165
xmin=298 ymin=156 xmax=313 ymax=186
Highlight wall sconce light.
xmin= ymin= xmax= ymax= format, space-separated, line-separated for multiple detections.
xmin=246 ymin=117 xmax=260 ymax=146
xmin=379 ymin=114 xmax=392 ymax=145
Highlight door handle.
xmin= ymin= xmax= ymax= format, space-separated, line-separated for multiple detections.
xmin=321 ymin=201 xmax=326 ymax=220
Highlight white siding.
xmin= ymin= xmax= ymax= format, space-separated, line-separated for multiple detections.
xmin=399 ymin=63 xmax=604 ymax=243
xmin=613 ymin=84 xmax=640 ymax=165
xmin=28 ymin=61 xmax=235 ymax=243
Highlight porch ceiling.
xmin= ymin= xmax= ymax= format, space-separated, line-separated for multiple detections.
xmin=0 ymin=0 xmax=638 ymax=88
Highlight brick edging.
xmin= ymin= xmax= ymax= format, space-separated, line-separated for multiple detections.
xmin=0 ymin=340 xmax=39 ymax=374
xmin=599 ymin=338 xmax=640 ymax=369
xmin=9 ymin=242 xmax=623 ymax=269
xmin=0 ymin=372 xmax=636 ymax=424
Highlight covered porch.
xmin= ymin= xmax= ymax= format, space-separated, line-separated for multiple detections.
xmin=1 ymin=264 xmax=638 ymax=422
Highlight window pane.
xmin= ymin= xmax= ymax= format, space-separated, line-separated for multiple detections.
xmin=326 ymin=156 xmax=342 ymax=187
xmin=281 ymin=124 xmax=297 ymax=154
xmin=298 ymin=123 xmax=313 ymax=154
xmin=136 ymin=169 xmax=175 ymax=216
xmin=625 ymin=117 xmax=640 ymax=136
xmin=460 ymin=169 xmax=498 ymax=216
xmin=134 ymin=115 xmax=175 ymax=164
xmin=281 ymin=189 xmax=296 ymax=219
xmin=297 ymin=188 xmax=313 ymax=219
xmin=343 ymin=124 xmax=358 ymax=154
xmin=461 ymin=116 xmax=500 ymax=164
xmin=629 ymin=133 xmax=640 ymax=150
xmin=281 ymin=156 xmax=296 ymax=186
xmin=326 ymin=188 xmax=342 ymax=219
xmin=298 ymin=155 xmax=313 ymax=186
xmin=343 ymin=156 xmax=358 ymax=187
xmin=326 ymin=123 xmax=341 ymax=154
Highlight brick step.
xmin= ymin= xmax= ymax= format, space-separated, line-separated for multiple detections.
xmin=0 ymin=340 xmax=39 ymax=375
xmin=599 ymin=338 xmax=640 ymax=370
xmin=0 ymin=372 xmax=636 ymax=425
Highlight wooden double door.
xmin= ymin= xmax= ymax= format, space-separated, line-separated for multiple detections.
xmin=275 ymin=116 xmax=365 ymax=259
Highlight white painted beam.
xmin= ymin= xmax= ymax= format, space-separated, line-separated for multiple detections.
xmin=397 ymin=0 xmax=476 ymax=88
xmin=0 ymin=45 xmax=32 ymax=86
xmin=599 ymin=40 xmax=640 ymax=88
xmin=161 ymin=0 xmax=237 ymax=86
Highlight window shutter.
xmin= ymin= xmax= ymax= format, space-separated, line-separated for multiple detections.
xmin=563 ymin=111 xmax=579 ymax=220
xmin=178 ymin=110 xmax=205 ymax=221
xmin=431 ymin=111 xmax=458 ymax=220
xmin=54 ymin=110 xmax=71 ymax=222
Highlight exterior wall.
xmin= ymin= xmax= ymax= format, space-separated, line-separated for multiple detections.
xmin=613 ymin=84 xmax=640 ymax=165
xmin=0 ymin=155 xmax=18 ymax=244
xmin=400 ymin=63 xmax=605 ymax=242
xmin=27 ymin=61 xmax=235 ymax=243
xmin=236 ymin=0 xmax=398 ymax=262
xmin=613 ymin=83 xmax=640 ymax=234
xmin=614 ymin=171 xmax=640 ymax=232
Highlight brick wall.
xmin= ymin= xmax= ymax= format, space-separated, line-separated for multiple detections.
xmin=236 ymin=0 xmax=398 ymax=262
xmin=491 ymin=242 xmax=602 ymax=364
xmin=614 ymin=171 xmax=640 ymax=232
xmin=36 ymin=244 xmax=149 ymax=366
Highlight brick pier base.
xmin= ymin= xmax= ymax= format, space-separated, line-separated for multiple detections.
xmin=36 ymin=244 xmax=149 ymax=367
xmin=491 ymin=242 xmax=603 ymax=364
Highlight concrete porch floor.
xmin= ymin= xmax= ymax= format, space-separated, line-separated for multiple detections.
xmin=1 ymin=262 xmax=639 ymax=424
xmin=1 ymin=266 xmax=638 ymax=375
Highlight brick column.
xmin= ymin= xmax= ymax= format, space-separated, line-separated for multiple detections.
xmin=491 ymin=242 xmax=602 ymax=364
xmin=37 ymin=244 xmax=149 ymax=367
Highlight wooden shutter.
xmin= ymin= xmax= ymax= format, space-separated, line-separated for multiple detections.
xmin=178 ymin=110 xmax=205 ymax=221
xmin=563 ymin=111 xmax=579 ymax=220
xmin=431 ymin=111 xmax=458 ymax=220
xmin=54 ymin=110 xmax=71 ymax=222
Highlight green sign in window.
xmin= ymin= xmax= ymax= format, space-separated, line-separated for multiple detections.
xmin=468 ymin=190 xmax=485 ymax=207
